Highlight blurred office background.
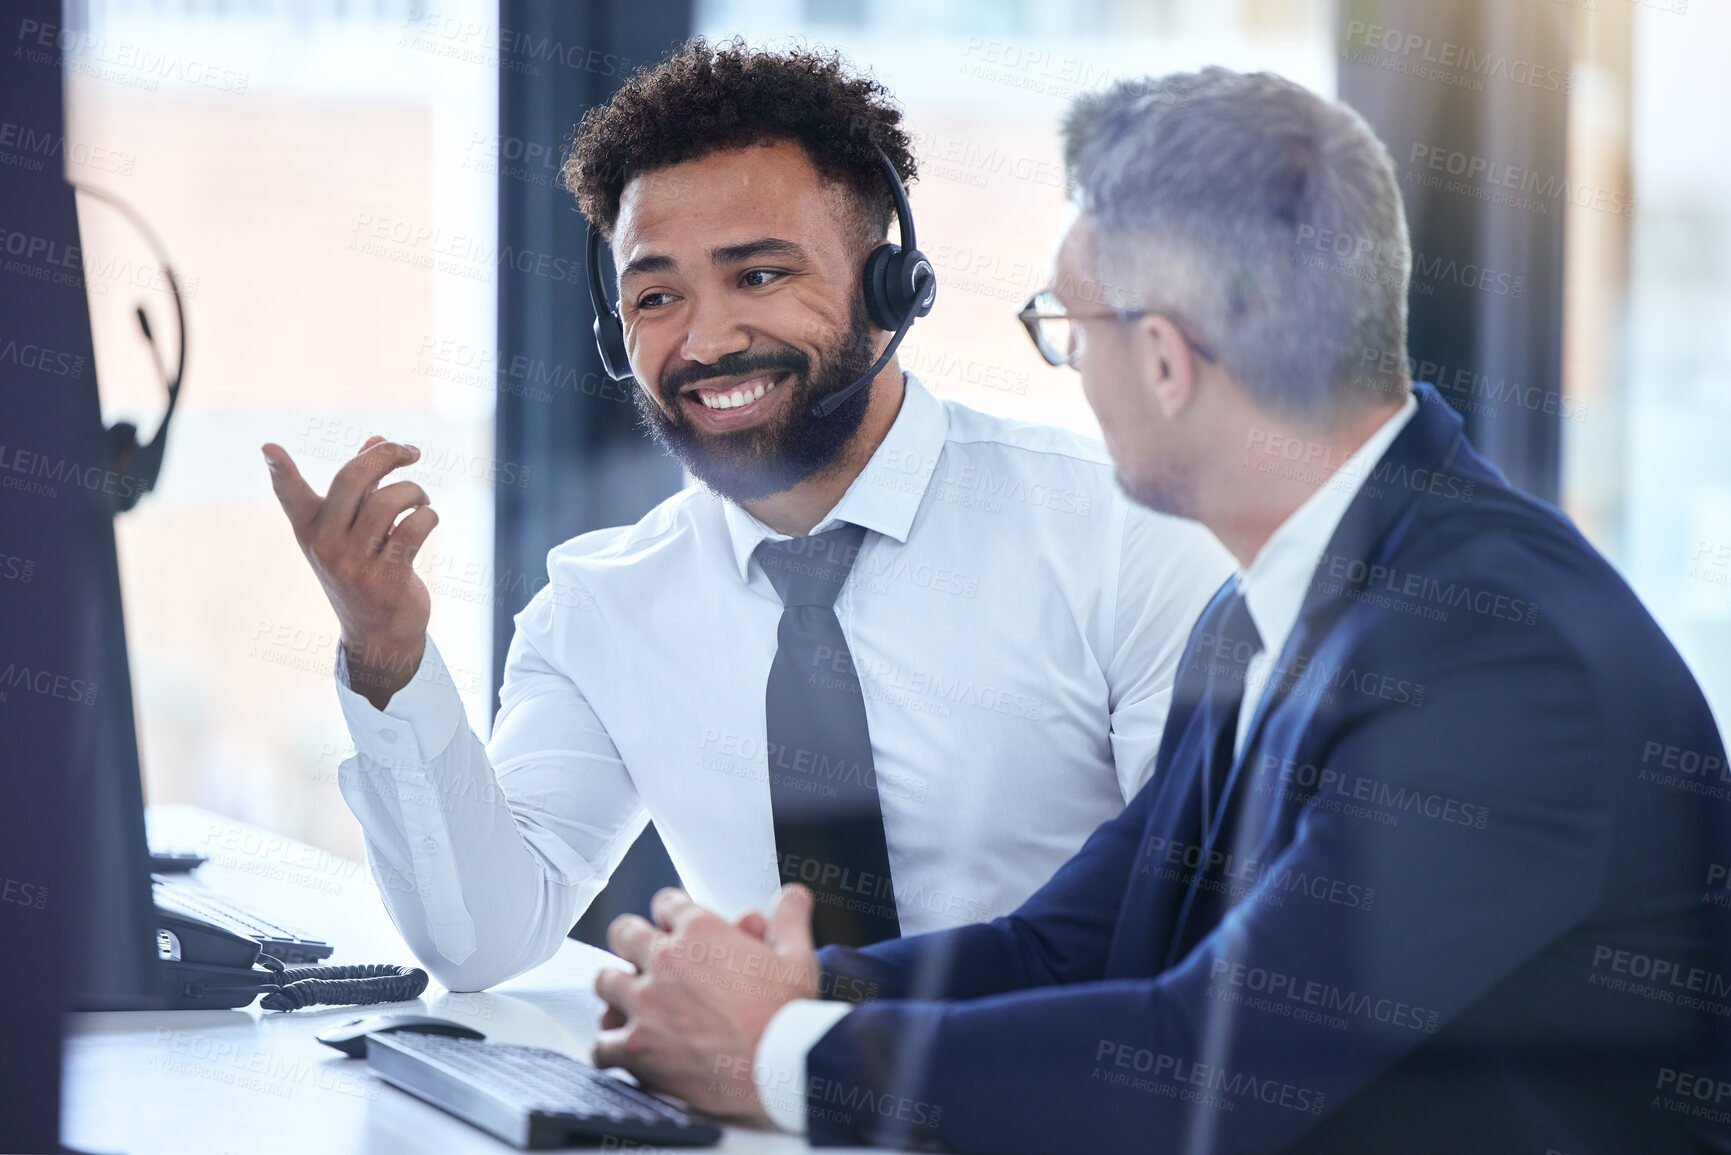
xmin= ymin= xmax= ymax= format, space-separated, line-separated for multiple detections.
xmin=57 ymin=0 xmax=1726 ymax=909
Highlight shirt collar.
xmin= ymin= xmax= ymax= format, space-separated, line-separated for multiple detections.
xmin=722 ymin=372 xmax=950 ymax=582
xmin=1238 ymin=390 xmax=1420 ymax=660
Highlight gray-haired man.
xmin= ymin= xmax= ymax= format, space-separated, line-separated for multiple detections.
xmin=578 ymin=66 xmax=1730 ymax=1155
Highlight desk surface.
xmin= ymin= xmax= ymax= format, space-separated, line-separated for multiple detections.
xmin=63 ymin=805 xmax=884 ymax=1155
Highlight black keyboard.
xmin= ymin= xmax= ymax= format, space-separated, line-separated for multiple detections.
xmin=152 ymin=875 xmax=334 ymax=965
xmin=365 ymin=1032 xmax=722 ymax=1149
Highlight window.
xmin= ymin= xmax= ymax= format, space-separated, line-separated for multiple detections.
xmin=696 ymin=0 xmax=1338 ymax=436
xmin=1562 ymin=0 xmax=1731 ymax=730
xmin=63 ymin=0 xmax=497 ymax=861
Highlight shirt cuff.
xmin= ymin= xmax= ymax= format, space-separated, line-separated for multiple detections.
xmin=334 ymin=633 xmax=463 ymax=765
xmin=753 ymin=999 xmax=854 ymax=1134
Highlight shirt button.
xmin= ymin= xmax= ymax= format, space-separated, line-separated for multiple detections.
xmin=422 ymin=837 xmax=437 ymax=852
xmin=379 ymin=729 xmax=398 ymax=744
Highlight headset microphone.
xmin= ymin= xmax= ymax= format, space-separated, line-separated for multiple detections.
xmin=585 ymin=143 xmax=936 ymax=419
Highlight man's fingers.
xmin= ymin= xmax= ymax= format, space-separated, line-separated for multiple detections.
xmin=606 ymin=913 xmax=661 ymax=971
xmin=592 ymin=1027 xmax=635 ymax=1073
xmin=385 ymin=505 xmax=440 ymax=566
xmin=600 ymin=1005 xmax=627 ymax=1031
xmin=261 ymin=444 xmax=322 ymax=541
xmin=649 ymin=887 xmax=698 ymax=932
xmin=766 ymin=884 xmax=815 ymax=955
xmin=314 ymin=440 xmax=420 ymax=538
xmin=353 ymin=480 xmax=432 ymax=553
xmin=734 ymin=910 xmax=769 ymax=940
xmin=594 ymin=967 xmax=641 ymax=1018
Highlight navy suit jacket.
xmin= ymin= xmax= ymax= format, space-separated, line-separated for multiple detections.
xmin=805 ymin=383 xmax=1731 ymax=1154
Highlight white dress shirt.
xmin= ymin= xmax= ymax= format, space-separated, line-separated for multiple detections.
xmin=752 ymin=389 xmax=1419 ymax=1133
xmin=332 ymin=374 xmax=1234 ymax=1001
xmin=1235 ymin=390 xmax=1419 ymax=753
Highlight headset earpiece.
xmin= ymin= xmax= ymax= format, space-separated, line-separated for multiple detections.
xmin=862 ymin=242 xmax=936 ymax=333
xmin=587 ymin=224 xmax=634 ymax=382
xmin=859 ymin=145 xmax=936 ymax=333
xmin=592 ymin=309 xmax=631 ymax=382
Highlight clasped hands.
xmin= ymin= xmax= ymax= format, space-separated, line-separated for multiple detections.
xmin=593 ymin=883 xmax=821 ymax=1126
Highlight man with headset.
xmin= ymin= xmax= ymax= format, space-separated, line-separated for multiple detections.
xmin=260 ymin=40 xmax=1232 ymax=988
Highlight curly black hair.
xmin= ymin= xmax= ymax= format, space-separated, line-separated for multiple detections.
xmin=564 ymin=37 xmax=916 ymax=245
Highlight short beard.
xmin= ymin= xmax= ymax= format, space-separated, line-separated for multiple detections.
xmin=1115 ymin=463 xmax=1198 ymax=521
xmin=633 ymin=299 xmax=882 ymax=504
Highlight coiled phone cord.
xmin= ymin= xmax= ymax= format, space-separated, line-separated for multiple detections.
xmin=257 ymin=955 xmax=429 ymax=1011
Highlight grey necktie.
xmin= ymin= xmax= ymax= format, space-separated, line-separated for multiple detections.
xmin=754 ymin=522 xmax=901 ymax=947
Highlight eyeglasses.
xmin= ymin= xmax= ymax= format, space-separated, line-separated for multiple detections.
xmin=1017 ymin=289 xmax=1218 ymax=369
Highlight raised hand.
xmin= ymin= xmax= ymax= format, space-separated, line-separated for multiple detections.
xmin=261 ymin=435 xmax=437 ymax=709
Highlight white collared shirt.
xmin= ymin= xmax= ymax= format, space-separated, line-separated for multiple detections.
xmin=753 ymin=388 xmax=1419 ymax=1133
xmin=332 ymin=374 xmax=1234 ymax=1002
xmin=1234 ymin=391 xmax=1419 ymax=753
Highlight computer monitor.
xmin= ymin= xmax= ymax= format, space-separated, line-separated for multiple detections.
xmin=0 ymin=8 xmax=170 ymax=1147
xmin=65 ymin=479 xmax=163 ymax=1016
xmin=0 ymin=152 xmax=164 ymax=1021
xmin=18 ymin=180 xmax=166 ymax=1016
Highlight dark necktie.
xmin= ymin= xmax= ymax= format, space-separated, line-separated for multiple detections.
xmin=1197 ymin=583 xmax=1264 ymax=837
xmin=1165 ymin=579 xmax=1264 ymax=967
xmin=755 ymin=522 xmax=901 ymax=947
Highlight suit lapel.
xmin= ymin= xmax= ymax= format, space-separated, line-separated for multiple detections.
xmin=1105 ymin=580 xmax=1237 ymax=977
xmin=1156 ymin=385 xmax=1491 ymax=960
xmin=1228 ymin=383 xmax=1477 ymax=770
